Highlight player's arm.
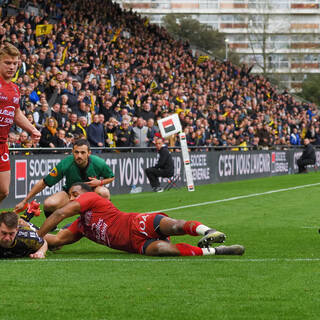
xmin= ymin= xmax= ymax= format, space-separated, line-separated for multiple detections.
xmin=29 ymin=239 xmax=48 ymax=259
xmin=14 ymin=108 xmax=41 ymax=142
xmin=45 ymin=229 xmax=82 ymax=248
xmin=37 ymin=200 xmax=81 ymax=238
xmin=14 ymin=179 xmax=47 ymax=212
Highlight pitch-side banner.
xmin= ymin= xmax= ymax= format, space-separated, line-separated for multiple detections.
xmin=2 ymin=149 xmax=313 ymax=208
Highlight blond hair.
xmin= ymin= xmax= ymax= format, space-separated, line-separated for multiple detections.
xmin=45 ymin=116 xmax=58 ymax=129
xmin=0 ymin=42 xmax=20 ymax=61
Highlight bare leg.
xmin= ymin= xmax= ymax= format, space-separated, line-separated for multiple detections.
xmin=158 ymin=217 xmax=186 ymax=235
xmin=0 ymin=170 xmax=10 ymax=204
xmin=43 ymin=191 xmax=69 ymax=216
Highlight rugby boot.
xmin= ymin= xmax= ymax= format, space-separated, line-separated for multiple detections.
xmin=197 ymin=230 xmax=226 ymax=248
xmin=214 ymin=245 xmax=245 ymax=256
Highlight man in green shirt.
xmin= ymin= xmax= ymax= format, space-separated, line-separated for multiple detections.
xmin=15 ymin=139 xmax=115 ymax=219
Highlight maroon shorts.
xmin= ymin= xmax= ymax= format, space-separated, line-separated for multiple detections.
xmin=0 ymin=143 xmax=10 ymax=172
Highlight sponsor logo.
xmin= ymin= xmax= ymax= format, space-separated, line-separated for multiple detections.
xmin=1 ymin=153 xmax=9 ymax=162
xmin=162 ymin=118 xmax=175 ymax=134
xmin=15 ymin=160 xmax=27 ymax=198
xmin=0 ymin=106 xmax=15 ymax=127
xmin=13 ymin=97 xmax=19 ymax=104
xmin=49 ymin=167 xmax=58 ymax=177
xmin=0 ymin=95 xmax=8 ymax=100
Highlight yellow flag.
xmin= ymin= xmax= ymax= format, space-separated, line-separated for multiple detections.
xmin=197 ymin=55 xmax=209 ymax=65
xmin=150 ymin=80 xmax=158 ymax=90
xmin=60 ymin=46 xmax=68 ymax=66
xmin=35 ymin=24 xmax=53 ymax=37
xmin=111 ymin=28 xmax=122 ymax=43
xmin=144 ymin=18 xmax=149 ymax=27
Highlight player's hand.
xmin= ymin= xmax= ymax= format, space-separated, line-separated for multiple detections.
xmin=14 ymin=200 xmax=27 ymax=213
xmin=29 ymin=252 xmax=46 ymax=259
xmin=86 ymin=177 xmax=101 ymax=187
xmin=30 ymin=128 xmax=41 ymax=143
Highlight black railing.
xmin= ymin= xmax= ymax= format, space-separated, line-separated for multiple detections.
xmin=8 ymin=144 xmax=312 ymax=154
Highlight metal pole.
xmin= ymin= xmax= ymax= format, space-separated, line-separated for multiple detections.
xmin=225 ymin=39 xmax=229 ymax=60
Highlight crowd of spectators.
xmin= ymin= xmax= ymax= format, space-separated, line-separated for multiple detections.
xmin=1 ymin=0 xmax=319 ymax=153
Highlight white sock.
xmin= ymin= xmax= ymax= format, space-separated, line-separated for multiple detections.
xmin=202 ymin=247 xmax=216 ymax=255
xmin=195 ymin=224 xmax=211 ymax=235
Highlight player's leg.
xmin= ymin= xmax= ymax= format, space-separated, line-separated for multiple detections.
xmin=138 ymin=214 xmax=244 ymax=256
xmin=158 ymin=217 xmax=226 ymax=247
xmin=94 ymin=186 xmax=111 ymax=200
xmin=0 ymin=170 xmax=10 ymax=203
xmin=144 ymin=239 xmax=245 ymax=256
xmin=43 ymin=191 xmax=69 ymax=218
xmin=0 ymin=145 xmax=10 ymax=204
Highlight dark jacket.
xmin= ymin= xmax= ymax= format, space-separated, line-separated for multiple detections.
xmin=155 ymin=145 xmax=174 ymax=176
xmin=301 ymin=143 xmax=316 ymax=163
xmin=87 ymin=122 xmax=105 ymax=147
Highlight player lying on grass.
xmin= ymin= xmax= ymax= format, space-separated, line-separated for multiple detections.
xmin=38 ymin=182 xmax=245 ymax=257
xmin=0 ymin=211 xmax=47 ymax=259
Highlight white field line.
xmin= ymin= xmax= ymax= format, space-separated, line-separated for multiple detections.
xmin=149 ymin=182 xmax=320 ymax=213
xmin=1 ymin=258 xmax=320 ymax=263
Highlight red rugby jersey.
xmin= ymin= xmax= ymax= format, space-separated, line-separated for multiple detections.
xmin=74 ymin=192 xmax=137 ymax=252
xmin=0 ymin=77 xmax=20 ymax=142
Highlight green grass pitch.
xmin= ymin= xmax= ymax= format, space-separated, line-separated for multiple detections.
xmin=1 ymin=173 xmax=320 ymax=320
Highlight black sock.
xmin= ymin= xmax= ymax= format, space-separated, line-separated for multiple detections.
xmin=44 ymin=210 xmax=52 ymax=218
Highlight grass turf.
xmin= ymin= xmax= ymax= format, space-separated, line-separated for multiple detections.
xmin=1 ymin=173 xmax=320 ymax=319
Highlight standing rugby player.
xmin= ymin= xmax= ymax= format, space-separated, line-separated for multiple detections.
xmin=0 ymin=43 xmax=41 ymax=204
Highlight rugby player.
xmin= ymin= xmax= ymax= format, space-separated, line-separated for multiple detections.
xmin=38 ymin=183 xmax=245 ymax=257
xmin=0 ymin=211 xmax=47 ymax=259
xmin=0 ymin=43 xmax=41 ymax=205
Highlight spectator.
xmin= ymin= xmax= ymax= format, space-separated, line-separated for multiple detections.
xmin=17 ymin=131 xmax=29 ymax=148
xmin=87 ymin=114 xmax=105 ymax=152
xmin=105 ymin=121 xmax=116 ymax=148
xmin=114 ymin=120 xmax=134 ymax=151
xmin=67 ymin=113 xmax=83 ymax=137
xmin=133 ymin=117 xmax=149 ymax=149
xmin=39 ymin=117 xmax=58 ymax=148
xmin=33 ymin=102 xmax=49 ymax=129
xmin=77 ymin=116 xmax=88 ymax=138
xmin=290 ymin=127 xmax=301 ymax=146
xmin=146 ymin=118 xmax=159 ymax=147
xmin=52 ymin=128 xmax=67 ymax=150
xmin=51 ymin=103 xmax=63 ymax=128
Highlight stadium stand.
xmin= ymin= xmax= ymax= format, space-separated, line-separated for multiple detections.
xmin=1 ymin=0 xmax=319 ymax=153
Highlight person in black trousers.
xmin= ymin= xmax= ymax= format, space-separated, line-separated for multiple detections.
xmin=145 ymin=138 xmax=174 ymax=192
xmin=297 ymin=138 xmax=316 ymax=173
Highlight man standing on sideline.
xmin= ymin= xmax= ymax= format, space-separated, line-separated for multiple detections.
xmin=0 ymin=43 xmax=41 ymax=205
xmin=297 ymin=138 xmax=316 ymax=173
xmin=145 ymin=137 xmax=174 ymax=192
xmin=38 ymin=183 xmax=245 ymax=257
xmin=15 ymin=139 xmax=115 ymax=219
xmin=0 ymin=211 xmax=47 ymax=259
